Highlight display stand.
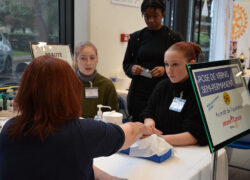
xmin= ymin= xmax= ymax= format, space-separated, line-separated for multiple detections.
xmin=211 ymin=151 xmax=218 ymax=180
xmin=187 ymin=59 xmax=250 ymax=180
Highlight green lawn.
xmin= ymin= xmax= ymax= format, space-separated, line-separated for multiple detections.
xmin=13 ymin=51 xmax=30 ymax=56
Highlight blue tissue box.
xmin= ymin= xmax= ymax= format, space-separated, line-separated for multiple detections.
xmin=120 ymin=148 xmax=172 ymax=163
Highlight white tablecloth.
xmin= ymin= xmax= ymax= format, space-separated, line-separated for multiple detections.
xmin=94 ymin=146 xmax=228 ymax=180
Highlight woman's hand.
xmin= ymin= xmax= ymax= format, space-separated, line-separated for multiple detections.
xmin=119 ymin=122 xmax=147 ymax=150
xmin=131 ymin=65 xmax=143 ymax=75
xmin=142 ymin=118 xmax=162 ymax=138
xmin=151 ymin=66 xmax=165 ymax=77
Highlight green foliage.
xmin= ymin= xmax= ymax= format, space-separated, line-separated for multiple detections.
xmin=13 ymin=50 xmax=30 ymax=56
xmin=0 ymin=0 xmax=58 ymax=36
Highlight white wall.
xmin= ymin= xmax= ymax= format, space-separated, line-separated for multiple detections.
xmin=75 ymin=0 xmax=146 ymax=78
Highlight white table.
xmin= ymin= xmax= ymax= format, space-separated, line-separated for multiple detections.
xmin=94 ymin=146 xmax=228 ymax=180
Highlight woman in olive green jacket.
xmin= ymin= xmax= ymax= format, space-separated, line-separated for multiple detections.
xmin=73 ymin=41 xmax=118 ymax=118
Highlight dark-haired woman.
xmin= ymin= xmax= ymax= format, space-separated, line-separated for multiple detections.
xmin=0 ymin=55 xmax=146 ymax=180
xmin=123 ymin=0 xmax=183 ymax=122
xmin=141 ymin=42 xmax=208 ymax=146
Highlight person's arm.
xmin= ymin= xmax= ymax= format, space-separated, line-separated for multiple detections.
xmin=181 ymin=94 xmax=208 ymax=146
xmin=151 ymin=66 xmax=165 ymax=77
xmin=161 ymin=132 xmax=197 ymax=146
xmin=93 ymin=165 xmax=119 ymax=180
xmin=131 ymin=64 xmax=143 ymax=75
xmin=143 ymin=118 xmax=162 ymax=138
xmin=119 ymin=122 xmax=146 ymax=150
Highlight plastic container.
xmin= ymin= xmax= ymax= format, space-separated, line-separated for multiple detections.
xmin=94 ymin=104 xmax=111 ymax=121
xmin=103 ymin=111 xmax=123 ymax=125
xmin=2 ymin=93 xmax=8 ymax=110
xmin=8 ymin=98 xmax=13 ymax=112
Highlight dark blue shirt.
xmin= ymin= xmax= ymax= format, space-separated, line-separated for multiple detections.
xmin=0 ymin=118 xmax=125 ymax=180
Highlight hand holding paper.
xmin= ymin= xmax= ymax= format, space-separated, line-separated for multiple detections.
xmin=131 ymin=65 xmax=143 ymax=75
xmin=151 ymin=66 xmax=165 ymax=77
xmin=140 ymin=68 xmax=152 ymax=78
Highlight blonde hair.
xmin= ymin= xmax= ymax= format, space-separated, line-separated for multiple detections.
xmin=73 ymin=41 xmax=98 ymax=71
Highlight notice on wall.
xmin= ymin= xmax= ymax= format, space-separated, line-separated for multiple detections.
xmin=111 ymin=0 xmax=140 ymax=8
xmin=231 ymin=1 xmax=250 ymax=68
xmin=30 ymin=42 xmax=72 ymax=67
xmin=188 ymin=59 xmax=250 ymax=152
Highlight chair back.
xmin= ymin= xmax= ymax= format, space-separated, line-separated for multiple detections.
xmin=228 ymin=134 xmax=250 ymax=149
xmin=118 ymin=95 xmax=130 ymax=123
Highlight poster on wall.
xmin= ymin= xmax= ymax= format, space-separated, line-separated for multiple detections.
xmin=30 ymin=42 xmax=72 ymax=67
xmin=187 ymin=59 xmax=250 ymax=153
xmin=111 ymin=0 xmax=140 ymax=8
xmin=231 ymin=1 xmax=250 ymax=69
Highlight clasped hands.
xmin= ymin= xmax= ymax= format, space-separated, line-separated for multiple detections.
xmin=142 ymin=118 xmax=163 ymax=139
xmin=131 ymin=65 xmax=165 ymax=77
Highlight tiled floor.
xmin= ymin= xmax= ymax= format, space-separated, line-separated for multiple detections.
xmin=227 ymin=148 xmax=250 ymax=180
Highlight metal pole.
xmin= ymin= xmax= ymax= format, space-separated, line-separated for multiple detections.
xmin=211 ymin=151 xmax=218 ymax=180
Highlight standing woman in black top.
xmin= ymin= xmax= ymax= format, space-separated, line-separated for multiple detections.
xmin=123 ymin=0 xmax=183 ymax=122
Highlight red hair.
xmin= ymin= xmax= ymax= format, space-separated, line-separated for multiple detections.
xmin=168 ymin=42 xmax=203 ymax=62
xmin=7 ymin=55 xmax=82 ymax=141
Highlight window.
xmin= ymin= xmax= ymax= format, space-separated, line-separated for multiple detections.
xmin=0 ymin=0 xmax=73 ymax=86
xmin=165 ymin=0 xmax=212 ymax=62
xmin=193 ymin=0 xmax=212 ymax=62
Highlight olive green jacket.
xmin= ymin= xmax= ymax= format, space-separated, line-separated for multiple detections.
xmin=80 ymin=73 xmax=118 ymax=118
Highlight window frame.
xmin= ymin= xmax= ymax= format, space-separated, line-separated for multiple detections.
xmin=59 ymin=0 xmax=74 ymax=53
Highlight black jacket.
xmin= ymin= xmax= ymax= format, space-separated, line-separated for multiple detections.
xmin=123 ymin=26 xmax=183 ymax=121
xmin=140 ymin=78 xmax=208 ymax=146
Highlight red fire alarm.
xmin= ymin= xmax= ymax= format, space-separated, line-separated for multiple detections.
xmin=120 ymin=34 xmax=130 ymax=42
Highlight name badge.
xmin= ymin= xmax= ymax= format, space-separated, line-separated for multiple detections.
xmin=169 ymin=97 xmax=186 ymax=112
xmin=85 ymin=87 xmax=98 ymax=98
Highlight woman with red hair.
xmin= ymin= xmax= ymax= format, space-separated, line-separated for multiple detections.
xmin=141 ymin=42 xmax=208 ymax=146
xmin=0 ymin=55 xmax=146 ymax=180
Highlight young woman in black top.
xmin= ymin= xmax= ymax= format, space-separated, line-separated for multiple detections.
xmin=141 ymin=42 xmax=208 ymax=146
xmin=123 ymin=0 xmax=183 ymax=122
